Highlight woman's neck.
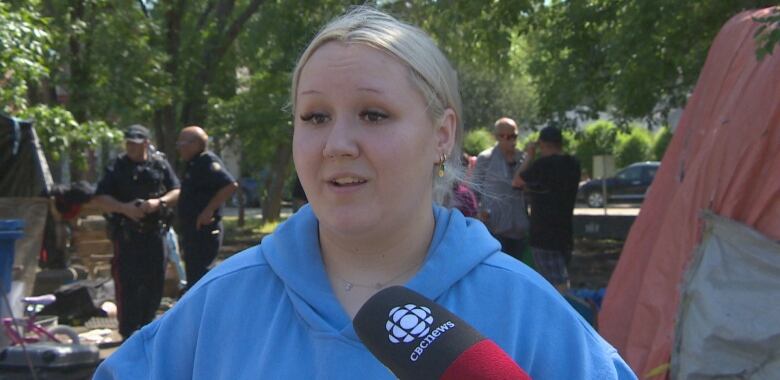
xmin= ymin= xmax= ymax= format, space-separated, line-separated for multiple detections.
xmin=320 ymin=205 xmax=436 ymax=318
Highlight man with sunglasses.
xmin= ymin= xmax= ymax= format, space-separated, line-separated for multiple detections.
xmin=473 ymin=117 xmax=530 ymax=265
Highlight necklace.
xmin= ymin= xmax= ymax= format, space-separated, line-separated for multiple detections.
xmin=334 ymin=261 xmax=422 ymax=292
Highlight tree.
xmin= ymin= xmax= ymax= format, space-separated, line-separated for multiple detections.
xmin=614 ymin=125 xmax=652 ymax=168
xmin=208 ymin=0 xmax=356 ymax=221
xmin=382 ymin=1 xmax=538 ymax=130
xmin=575 ymin=120 xmax=619 ymax=176
xmin=463 ymin=129 xmax=494 ymax=156
xmin=383 ymin=0 xmax=533 ymax=70
xmin=652 ymin=126 xmax=673 ymax=161
xmin=1 ymin=1 xmax=120 ymax=177
xmin=457 ymin=35 xmax=539 ymax=131
xmin=523 ymin=0 xmax=778 ymax=125
xmin=754 ymin=6 xmax=780 ymax=60
xmin=0 ymin=2 xmax=51 ymax=112
xmin=23 ymin=105 xmax=122 ymax=170
xmin=141 ymin=0 xmax=268 ymax=159
xmin=38 ymin=0 xmax=169 ymax=125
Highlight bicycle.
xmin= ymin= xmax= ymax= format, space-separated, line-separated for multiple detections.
xmin=2 ymin=294 xmax=81 ymax=345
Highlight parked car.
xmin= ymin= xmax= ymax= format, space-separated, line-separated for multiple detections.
xmin=578 ymin=162 xmax=660 ymax=208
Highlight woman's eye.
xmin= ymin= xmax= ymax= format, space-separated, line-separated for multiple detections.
xmin=360 ymin=110 xmax=388 ymax=123
xmin=299 ymin=112 xmax=329 ymax=125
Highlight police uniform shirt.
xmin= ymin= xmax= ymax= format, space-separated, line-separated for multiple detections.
xmin=95 ymin=154 xmax=180 ymax=203
xmin=178 ymin=151 xmax=235 ymax=223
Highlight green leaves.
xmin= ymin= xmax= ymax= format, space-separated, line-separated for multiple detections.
xmin=572 ymin=120 xmax=665 ymax=175
xmin=523 ymin=0 xmax=779 ymax=124
xmin=614 ymin=125 xmax=652 ymax=169
xmin=754 ymin=7 xmax=780 ymax=61
xmin=384 ymin=0 xmax=532 ymax=72
xmin=463 ymin=129 xmax=495 ymax=156
xmin=652 ymin=126 xmax=673 ymax=161
xmin=0 ymin=3 xmax=52 ymax=112
xmin=8 ymin=0 xmax=738 ymax=184
xmin=575 ymin=120 xmax=620 ymax=175
xmin=20 ymin=105 xmax=121 ymax=168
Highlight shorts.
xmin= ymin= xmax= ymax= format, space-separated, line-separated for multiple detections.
xmin=531 ymin=247 xmax=570 ymax=286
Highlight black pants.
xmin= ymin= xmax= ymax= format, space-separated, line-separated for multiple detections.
xmin=111 ymin=229 xmax=165 ymax=339
xmin=496 ymin=235 xmax=528 ymax=262
xmin=181 ymin=221 xmax=222 ymax=290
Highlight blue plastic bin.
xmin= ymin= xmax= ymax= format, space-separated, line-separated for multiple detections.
xmin=0 ymin=219 xmax=25 ymax=293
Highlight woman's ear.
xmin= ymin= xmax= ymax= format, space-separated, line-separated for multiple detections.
xmin=434 ymin=108 xmax=457 ymax=159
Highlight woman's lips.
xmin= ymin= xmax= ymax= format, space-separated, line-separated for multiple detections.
xmin=325 ymin=174 xmax=369 ymax=194
xmin=329 ymin=176 xmax=367 ymax=187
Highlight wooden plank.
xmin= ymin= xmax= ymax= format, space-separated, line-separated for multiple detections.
xmin=79 ymin=201 xmax=104 ymax=216
xmin=75 ymin=240 xmax=113 ymax=256
xmin=77 ymin=215 xmax=107 ymax=231
xmin=74 ymin=229 xmax=109 ymax=241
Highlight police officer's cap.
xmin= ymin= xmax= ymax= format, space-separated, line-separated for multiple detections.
xmin=124 ymin=124 xmax=150 ymax=143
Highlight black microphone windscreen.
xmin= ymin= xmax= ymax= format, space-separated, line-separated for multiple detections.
xmin=353 ymin=286 xmax=502 ymax=379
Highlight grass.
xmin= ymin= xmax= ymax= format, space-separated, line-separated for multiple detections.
xmin=222 ymin=216 xmax=285 ymax=247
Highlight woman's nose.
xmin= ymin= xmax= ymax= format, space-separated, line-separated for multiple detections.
xmin=322 ymin=116 xmax=359 ymax=159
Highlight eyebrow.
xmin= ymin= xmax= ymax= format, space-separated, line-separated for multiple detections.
xmin=299 ymin=87 xmax=384 ymax=96
xmin=356 ymin=87 xmax=383 ymax=94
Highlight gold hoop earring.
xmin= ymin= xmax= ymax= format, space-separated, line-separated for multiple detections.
xmin=437 ymin=153 xmax=447 ymax=177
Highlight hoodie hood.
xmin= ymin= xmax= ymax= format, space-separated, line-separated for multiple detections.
xmin=260 ymin=204 xmax=501 ymax=342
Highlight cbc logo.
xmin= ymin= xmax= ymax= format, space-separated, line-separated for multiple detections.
xmin=385 ymin=304 xmax=434 ymax=343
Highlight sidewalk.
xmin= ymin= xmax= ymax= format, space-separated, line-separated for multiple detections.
xmin=221 ymin=206 xmax=294 ymax=219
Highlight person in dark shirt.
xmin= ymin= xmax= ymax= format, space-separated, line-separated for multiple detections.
xmin=512 ymin=126 xmax=580 ymax=292
xmin=175 ymin=126 xmax=237 ymax=290
xmin=93 ymin=124 xmax=180 ymax=339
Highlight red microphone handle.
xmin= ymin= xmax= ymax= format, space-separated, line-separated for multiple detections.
xmin=440 ymin=340 xmax=531 ymax=380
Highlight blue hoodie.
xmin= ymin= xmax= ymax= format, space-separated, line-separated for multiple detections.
xmin=95 ymin=205 xmax=636 ymax=379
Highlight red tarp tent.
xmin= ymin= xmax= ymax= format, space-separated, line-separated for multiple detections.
xmin=598 ymin=7 xmax=780 ymax=379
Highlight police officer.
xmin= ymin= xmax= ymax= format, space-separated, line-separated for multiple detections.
xmin=175 ymin=126 xmax=237 ymax=290
xmin=93 ymin=124 xmax=180 ymax=339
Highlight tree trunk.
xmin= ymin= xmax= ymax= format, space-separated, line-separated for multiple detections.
xmin=68 ymin=0 xmax=88 ymax=123
xmin=157 ymin=0 xmax=187 ymax=165
xmin=160 ymin=105 xmax=178 ymax=163
xmin=154 ymin=0 xmax=265 ymax=169
xmin=261 ymin=142 xmax=292 ymax=223
xmin=237 ymin=185 xmax=245 ymax=227
xmin=180 ymin=0 xmax=266 ymax=127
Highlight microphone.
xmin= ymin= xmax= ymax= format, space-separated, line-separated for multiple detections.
xmin=353 ymin=286 xmax=531 ymax=380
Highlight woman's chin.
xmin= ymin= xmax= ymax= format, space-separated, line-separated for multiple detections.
xmin=316 ymin=208 xmax=381 ymax=237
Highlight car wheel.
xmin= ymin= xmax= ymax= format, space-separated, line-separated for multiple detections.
xmin=587 ymin=191 xmax=606 ymax=208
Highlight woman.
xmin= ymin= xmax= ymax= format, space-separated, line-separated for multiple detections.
xmin=95 ymin=6 xmax=636 ymax=379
